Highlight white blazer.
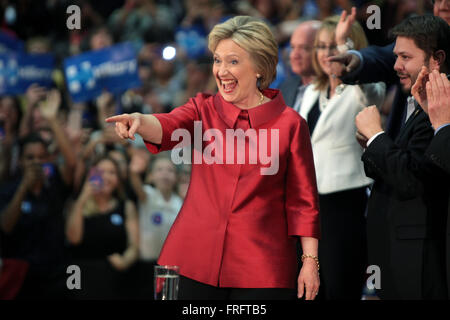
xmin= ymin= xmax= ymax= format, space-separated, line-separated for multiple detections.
xmin=299 ymin=82 xmax=385 ymax=194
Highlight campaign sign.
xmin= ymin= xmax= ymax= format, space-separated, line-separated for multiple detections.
xmin=0 ymin=52 xmax=54 ymax=95
xmin=0 ymin=31 xmax=24 ymax=53
xmin=64 ymin=43 xmax=141 ymax=102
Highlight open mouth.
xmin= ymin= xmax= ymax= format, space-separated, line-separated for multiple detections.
xmin=398 ymin=74 xmax=410 ymax=82
xmin=220 ymin=79 xmax=237 ymax=94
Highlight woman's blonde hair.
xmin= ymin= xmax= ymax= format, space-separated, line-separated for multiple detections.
xmin=208 ymin=16 xmax=278 ymax=90
xmin=312 ymin=15 xmax=368 ymax=91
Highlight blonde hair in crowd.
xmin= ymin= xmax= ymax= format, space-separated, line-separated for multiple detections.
xmin=312 ymin=15 xmax=368 ymax=91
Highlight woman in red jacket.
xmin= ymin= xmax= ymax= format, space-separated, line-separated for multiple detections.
xmin=107 ymin=16 xmax=320 ymax=300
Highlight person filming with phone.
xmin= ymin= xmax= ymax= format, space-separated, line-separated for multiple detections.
xmin=0 ymin=88 xmax=76 ymax=299
xmin=65 ymin=155 xmax=139 ymax=299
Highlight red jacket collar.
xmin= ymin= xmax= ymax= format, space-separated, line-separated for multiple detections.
xmin=214 ymin=88 xmax=286 ymax=128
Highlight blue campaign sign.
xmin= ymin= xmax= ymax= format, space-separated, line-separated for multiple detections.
xmin=64 ymin=43 xmax=141 ymax=102
xmin=0 ymin=31 xmax=24 ymax=53
xmin=0 ymin=52 xmax=54 ymax=95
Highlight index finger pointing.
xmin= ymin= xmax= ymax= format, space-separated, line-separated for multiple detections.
xmin=105 ymin=114 xmax=129 ymax=123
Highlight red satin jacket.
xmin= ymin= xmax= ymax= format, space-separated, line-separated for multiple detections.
xmin=145 ymin=89 xmax=320 ymax=288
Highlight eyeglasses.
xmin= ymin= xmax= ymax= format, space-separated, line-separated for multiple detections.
xmin=315 ymin=45 xmax=338 ymax=52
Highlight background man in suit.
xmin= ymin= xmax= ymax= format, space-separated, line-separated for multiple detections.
xmin=329 ymin=0 xmax=450 ymax=139
xmin=329 ymin=1 xmax=449 ymax=80
xmin=279 ymin=20 xmax=321 ymax=112
xmin=355 ymin=15 xmax=450 ymax=299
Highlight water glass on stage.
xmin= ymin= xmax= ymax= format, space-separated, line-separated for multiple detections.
xmin=154 ymin=265 xmax=179 ymax=300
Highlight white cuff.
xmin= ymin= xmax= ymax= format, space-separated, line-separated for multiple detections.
xmin=367 ymin=131 xmax=385 ymax=147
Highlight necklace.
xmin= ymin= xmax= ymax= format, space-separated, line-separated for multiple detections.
xmin=258 ymin=91 xmax=264 ymax=105
xmin=319 ymin=84 xmax=346 ymax=112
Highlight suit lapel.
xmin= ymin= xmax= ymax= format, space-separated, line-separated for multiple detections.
xmin=299 ymin=85 xmax=319 ymax=121
xmin=285 ymin=76 xmax=302 ymax=107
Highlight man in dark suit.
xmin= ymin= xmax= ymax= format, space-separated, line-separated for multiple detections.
xmin=330 ymin=1 xmax=450 ymax=139
xmin=279 ymin=20 xmax=321 ymax=112
xmin=412 ymin=67 xmax=450 ymax=297
xmin=355 ymin=15 xmax=450 ymax=299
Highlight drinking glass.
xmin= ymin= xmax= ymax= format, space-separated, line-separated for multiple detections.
xmin=154 ymin=265 xmax=179 ymax=300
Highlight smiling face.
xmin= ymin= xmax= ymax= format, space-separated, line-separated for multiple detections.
xmin=213 ymin=38 xmax=261 ymax=108
xmin=96 ymin=159 xmax=119 ymax=196
xmin=393 ymin=36 xmax=437 ymax=93
xmin=315 ymin=29 xmax=338 ymax=77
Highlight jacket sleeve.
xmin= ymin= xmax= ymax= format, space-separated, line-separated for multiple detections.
xmin=361 ymin=113 xmax=434 ymax=200
xmin=285 ymin=116 xmax=320 ymax=239
xmin=144 ymin=93 xmax=205 ymax=153
xmin=342 ymin=43 xmax=397 ymax=86
xmin=425 ymin=125 xmax=450 ymax=175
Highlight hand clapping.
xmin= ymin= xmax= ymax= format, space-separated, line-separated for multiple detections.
xmin=412 ymin=68 xmax=450 ymax=129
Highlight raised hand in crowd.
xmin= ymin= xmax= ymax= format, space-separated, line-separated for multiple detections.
xmin=335 ymin=6 xmax=356 ymax=47
xmin=40 ymin=89 xmax=76 ymax=185
xmin=40 ymin=89 xmax=61 ymax=121
xmin=25 ymin=84 xmax=47 ymax=109
xmin=328 ymin=8 xmax=357 ymax=79
xmin=96 ymin=91 xmax=115 ymax=129
xmin=129 ymin=147 xmax=150 ymax=175
xmin=128 ymin=147 xmax=151 ymax=202
xmin=19 ymin=84 xmax=47 ymax=138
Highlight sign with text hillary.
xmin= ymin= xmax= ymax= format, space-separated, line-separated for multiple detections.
xmin=64 ymin=43 xmax=141 ymax=102
xmin=0 ymin=52 xmax=54 ymax=95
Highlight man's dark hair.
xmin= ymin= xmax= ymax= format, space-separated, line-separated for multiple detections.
xmin=390 ymin=15 xmax=450 ymax=72
xmin=19 ymin=133 xmax=48 ymax=158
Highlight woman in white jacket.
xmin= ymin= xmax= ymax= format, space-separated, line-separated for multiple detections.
xmin=298 ymin=11 xmax=385 ymax=300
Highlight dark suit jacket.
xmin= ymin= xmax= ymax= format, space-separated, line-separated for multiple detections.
xmin=425 ymin=125 xmax=450 ymax=296
xmin=363 ymin=108 xmax=448 ymax=299
xmin=426 ymin=125 xmax=450 ymax=174
xmin=342 ymin=43 xmax=408 ymax=140
xmin=278 ymin=75 xmax=302 ymax=108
